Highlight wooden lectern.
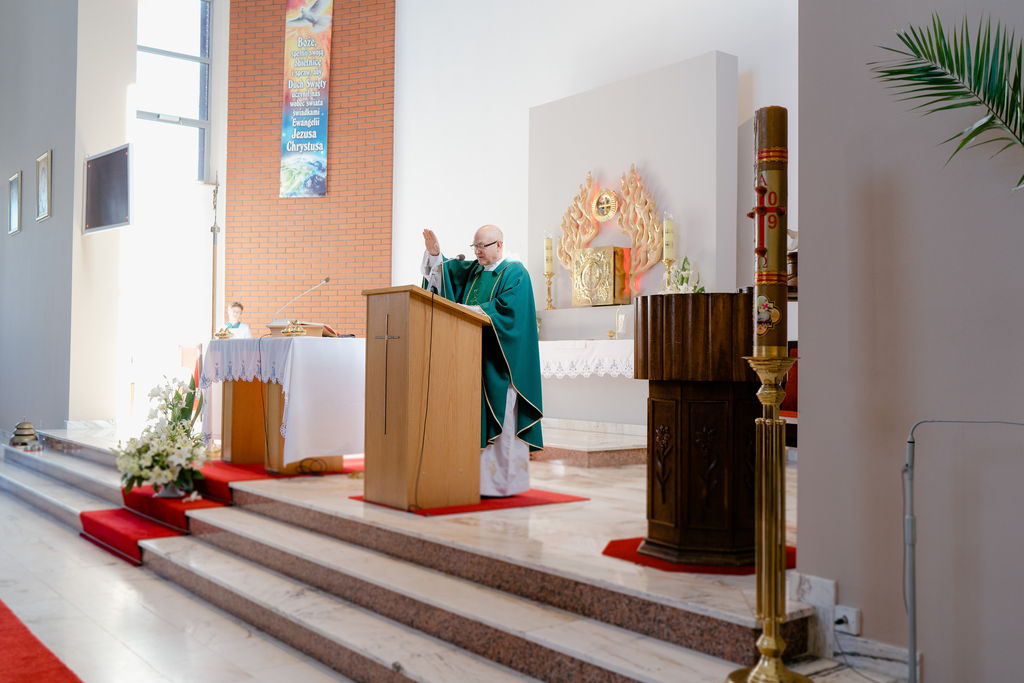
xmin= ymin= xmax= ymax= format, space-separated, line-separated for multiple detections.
xmin=362 ymin=285 xmax=491 ymax=510
xmin=634 ymin=291 xmax=761 ymax=565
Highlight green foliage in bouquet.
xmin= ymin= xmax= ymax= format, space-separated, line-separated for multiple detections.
xmin=677 ymin=256 xmax=706 ymax=294
xmin=115 ymin=375 xmax=209 ymax=495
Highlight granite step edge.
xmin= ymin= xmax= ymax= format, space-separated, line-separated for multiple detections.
xmin=0 ymin=454 xmax=115 ymax=530
xmin=187 ymin=505 xmax=738 ymax=681
xmin=229 ymin=487 xmax=811 ymax=666
xmin=37 ymin=430 xmax=120 ymax=467
xmin=3 ymin=446 xmax=122 ymax=505
xmin=140 ymin=535 xmax=536 ymax=683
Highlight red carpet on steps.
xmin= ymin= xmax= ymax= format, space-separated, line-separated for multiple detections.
xmin=80 ymin=509 xmax=182 ymax=565
xmin=122 ymin=486 xmax=226 ymax=531
xmin=83 ymin=459 xmax=366 ymax=564
xmin=199 ymin=459 xmax=365 ymax=502
xmin=351 ymin=488 xmax=589 ymax=516
xmin=602 ymin=537 xmax=796 ymax=575
xmin=0 ymin=600 xmax=82 ymax=683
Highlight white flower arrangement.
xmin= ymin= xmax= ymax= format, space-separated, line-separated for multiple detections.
xmin=115 ymin=376 xmax=208 ymax=496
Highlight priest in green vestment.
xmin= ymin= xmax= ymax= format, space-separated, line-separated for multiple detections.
xmin=422 ymin=225 xmax=543 ymax=496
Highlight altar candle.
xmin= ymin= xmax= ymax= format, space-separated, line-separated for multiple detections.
xmin=544 ymin=236 xmax=553 ymax=272
xmin=662 ymin=216 xmax=676 ymax=261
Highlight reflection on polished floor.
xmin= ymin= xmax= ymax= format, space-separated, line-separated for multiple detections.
xmin=0 ymin=493 xmax=350 ymax=683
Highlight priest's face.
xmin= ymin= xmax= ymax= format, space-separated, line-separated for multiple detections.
xmin=472 ymin=226 xmax=503 ymax=266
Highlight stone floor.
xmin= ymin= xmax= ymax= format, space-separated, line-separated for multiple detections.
xmin=0 ymin=492 xmax=350 ymax=683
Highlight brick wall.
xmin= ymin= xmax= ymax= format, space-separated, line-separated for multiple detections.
xmin=225 ymin=0 xmax=394 ymax=336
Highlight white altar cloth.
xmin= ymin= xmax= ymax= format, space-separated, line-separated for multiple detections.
xmin=200 ymin=337 xmax=365 ymax=465
xmin=539 ymin=339 xmax=634 ymax=379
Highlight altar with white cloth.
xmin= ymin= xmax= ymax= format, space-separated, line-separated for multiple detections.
xmin=200 ymin=337 xmax=365 ymax=469
xmin=539 ymin=339 xmax=634 ymax=379
xmin=538 ymin=339 xmax=647 ymax=425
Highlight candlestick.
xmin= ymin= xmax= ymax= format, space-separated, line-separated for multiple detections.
xmin=544 ymin=271 xmax=555 ymax=310
xmin=661 ymin=258 xmax=680 ymax=293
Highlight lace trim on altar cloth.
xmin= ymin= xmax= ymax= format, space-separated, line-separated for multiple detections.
xmin=541 ymin=356 xmax=634 ymax=379
xmin=200 ymin=360 xmax=278 ymax=388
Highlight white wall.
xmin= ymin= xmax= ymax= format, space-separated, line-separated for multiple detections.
xmin=0 ymin=0 xmax=78 ymax=429
xmin=800 ymin=1 xmax=1024 ymax=679
xmin=392 ymin=0 xmax=798 ymax=289
xmin=68 ymin=0 xmax=136 ymax=421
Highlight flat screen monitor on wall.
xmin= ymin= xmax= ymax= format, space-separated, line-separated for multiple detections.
xmin=84 ymin=143 xmax=131 ymax=232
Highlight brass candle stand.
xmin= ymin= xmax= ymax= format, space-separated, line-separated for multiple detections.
xmin=726 ymin=105 xmax=805 ymax=683
xmin=661 ymin=258 xmax=681 ymax=293
xmin=727 ymin=357 xmax=806 ymax=683
xmin=544 ymin=271 xmax=555 ymax=310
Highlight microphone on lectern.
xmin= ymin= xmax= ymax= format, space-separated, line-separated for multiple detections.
xmin=272 ymin=276 xmax=331 ymax=319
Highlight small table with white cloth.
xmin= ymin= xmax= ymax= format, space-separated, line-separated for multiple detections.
xmin=200 ymin=337 xmax=365 ymax=472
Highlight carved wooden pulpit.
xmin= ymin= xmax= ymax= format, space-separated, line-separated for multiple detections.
xmin=362 ymin=285 xmax=491 ymax=510
xmin=634 ymin=291 xmax=760 ymax=565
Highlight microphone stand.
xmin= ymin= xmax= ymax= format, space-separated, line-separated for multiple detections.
xmin=272 ymin=277 xmax=331 ymax=336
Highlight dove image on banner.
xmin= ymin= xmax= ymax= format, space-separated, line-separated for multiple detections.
xmin=279 ymin=0 xmax=333 ymax=198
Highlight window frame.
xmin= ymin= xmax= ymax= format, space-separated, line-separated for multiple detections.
xmin=135 ymin=0 xmax=213 ymax=182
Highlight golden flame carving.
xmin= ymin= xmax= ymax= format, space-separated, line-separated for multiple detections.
xmin=557 ymin=172 xmax=599 ymax=270
xmin=618 ymin=164 xmax=662 ymax=291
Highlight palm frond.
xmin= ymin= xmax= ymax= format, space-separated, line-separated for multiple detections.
xmin=869 ymin=13 xmax=1024 ymax=188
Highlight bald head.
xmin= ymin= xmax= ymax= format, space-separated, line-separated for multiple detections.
xmin=472 ymin=224 xmax=504 ymax=266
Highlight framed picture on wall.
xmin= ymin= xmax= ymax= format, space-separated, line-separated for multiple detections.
xmin=35 ymin=150 xmax=51 ymax=221
xmin=8 ymin=171 xmax=21 ymax=235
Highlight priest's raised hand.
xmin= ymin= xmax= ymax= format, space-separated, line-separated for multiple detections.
xmin=423 ymin=228 xmax=440 ymax=256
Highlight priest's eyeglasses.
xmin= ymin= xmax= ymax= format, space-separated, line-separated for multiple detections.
xmin=470 ymin=240 xmax=499 ymax=250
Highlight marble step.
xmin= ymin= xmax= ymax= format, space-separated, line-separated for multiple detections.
xmin=141 ymin=535 xmax=536 ymax=683
xmin=188 ymin=505 xmax=738 ymax=682
xmin=535 ymin=427 xmax=646 ymax=466
xmin=38 ymin=428 xmax=120 ymax=468
xmin=0 ymin=448 xmax=115 ymax=529
xmin=2 ymin=445 xmax=123 ymax=505
xmin=229 ymin=483 xmax=811 ymax=666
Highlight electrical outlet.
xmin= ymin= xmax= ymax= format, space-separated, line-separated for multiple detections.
xmin=835 ymin=605 xmax=862 ymax=636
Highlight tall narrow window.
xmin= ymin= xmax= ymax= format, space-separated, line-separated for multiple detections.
xmin=136 ymin=0 xmax=212 ymax=181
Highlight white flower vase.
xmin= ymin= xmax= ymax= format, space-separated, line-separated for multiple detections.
xmin=155 ymin=482 xmax=184 ymax=498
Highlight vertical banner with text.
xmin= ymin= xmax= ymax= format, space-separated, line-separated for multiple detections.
xmin=279 ymin=0 xmax=334 ymax=197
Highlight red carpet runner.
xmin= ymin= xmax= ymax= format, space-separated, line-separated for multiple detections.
xmin=80 ymin=509 xmax=182 ymax=565
xmin=122 ymin=486 xmax=226 ymax=531
xmin=602 ymin=537 xmax=796 ymax=575
xmin=84 ymin=458 xmax=367 ymax=564
xmin=0 ymin=600 xmax=82 ymax=683
xmin=199 ymin=459 xmax=365 ymax=501
xmin=351 ymin=488 xmax=589 ymax=516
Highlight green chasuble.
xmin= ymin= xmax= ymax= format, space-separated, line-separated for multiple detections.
xmin=424 ymin=257 xmax=544 ymax=451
